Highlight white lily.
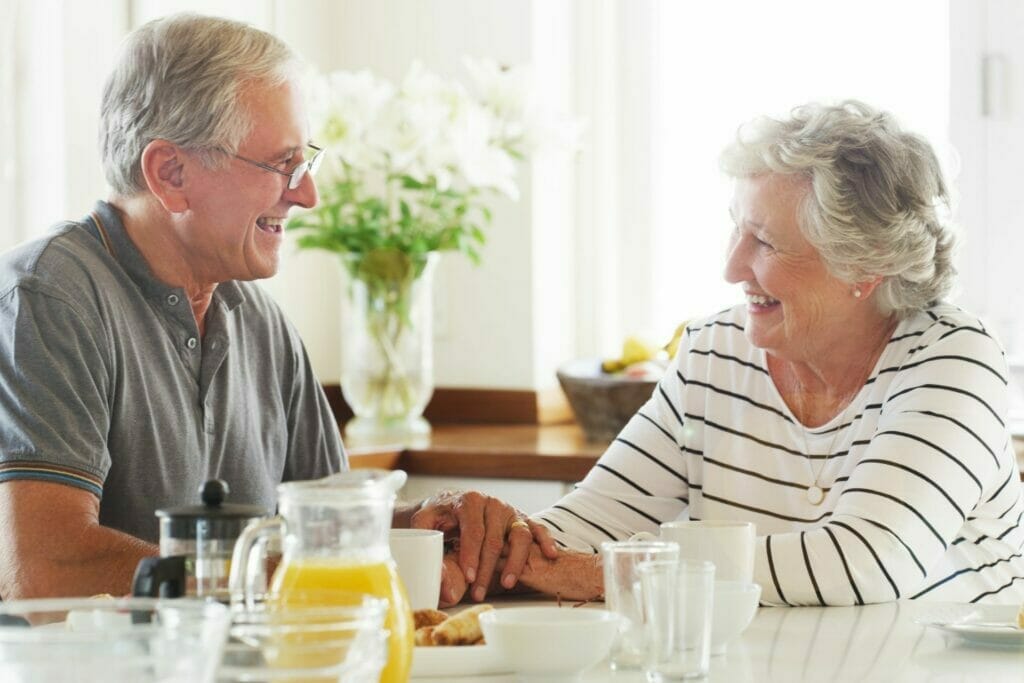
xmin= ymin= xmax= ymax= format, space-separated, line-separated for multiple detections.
xmin=301 ymin=57 xmax=578 ymax=256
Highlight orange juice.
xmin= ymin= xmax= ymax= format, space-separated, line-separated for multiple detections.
xmin=271 ymin=558 xmax=414 ymax=683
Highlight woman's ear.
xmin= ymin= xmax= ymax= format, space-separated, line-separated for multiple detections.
xmin=854 ymin=275 xmax=886 ymax=300
xmin=139 ymin=139 xmax=189 ymax=213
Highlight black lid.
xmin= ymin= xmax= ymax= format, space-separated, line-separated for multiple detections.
xmin=155 ymin=480 xmax=268 ymax=541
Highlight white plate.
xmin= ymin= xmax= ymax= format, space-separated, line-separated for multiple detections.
xmin=411 ymin=644 xmax=510 ymax=678
xmin=918 ymin=605 xmax=1024 ymax=647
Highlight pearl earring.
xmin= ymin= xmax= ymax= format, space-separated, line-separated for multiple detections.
xmin=853 ymin=288 xmax=863 ymax=299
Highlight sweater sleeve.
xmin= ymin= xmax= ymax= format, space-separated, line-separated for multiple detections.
xmin=756 ymin=321 xmax=1012 ymax=605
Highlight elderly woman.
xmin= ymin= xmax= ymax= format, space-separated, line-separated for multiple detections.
xmin=504 ymin=100 xmax=1024 ymax=606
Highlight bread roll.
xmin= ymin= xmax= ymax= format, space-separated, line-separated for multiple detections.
xmin=413 ymin=608 xmax=449 ymax=629
xmin=414 ymin=625 xmax=436 ymax=646
xmin=431 ymin=604 xmax=493 ymax=646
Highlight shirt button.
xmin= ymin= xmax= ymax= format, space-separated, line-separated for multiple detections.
xmin=166 ymin=294 xmax=179 ymax=305
xmin=186 ymin=337 xmax=198 ymax=349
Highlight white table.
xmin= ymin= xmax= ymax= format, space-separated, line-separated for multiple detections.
xmin=415 ymin=600 xmax=1024 ymax=681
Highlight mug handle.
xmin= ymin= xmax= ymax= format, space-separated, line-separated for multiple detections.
xmin=229 ymin=515 xmax=284 ymax=610
xmin=629 ymin=531 xmax=659 ymax=542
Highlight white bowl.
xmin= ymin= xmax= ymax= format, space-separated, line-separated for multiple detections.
xmin=711 ymin=580 xmax=761 ymax=654
xmin=479 ymin=606 xmax=620 ymax=681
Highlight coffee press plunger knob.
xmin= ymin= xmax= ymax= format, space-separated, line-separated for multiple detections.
xmin=200 ymin=479 xmax=229 ymax=507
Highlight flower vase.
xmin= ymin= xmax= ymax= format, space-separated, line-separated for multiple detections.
xmin=339 ymin=250 xmax=438 ymax=448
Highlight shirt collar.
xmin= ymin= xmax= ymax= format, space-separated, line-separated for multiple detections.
xmin=90 ymin=200 xmax=246 ymax=312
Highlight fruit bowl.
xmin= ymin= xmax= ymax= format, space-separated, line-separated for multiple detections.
xmin=557 ymin=359 xmax=660 ymax=443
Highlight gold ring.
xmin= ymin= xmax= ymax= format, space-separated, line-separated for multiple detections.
xmin=508 ymin=519 xmax=530 ymax=533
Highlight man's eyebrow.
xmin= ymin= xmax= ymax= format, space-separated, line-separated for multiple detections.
xmin=267 ymin=144 xmax=303 ymax=159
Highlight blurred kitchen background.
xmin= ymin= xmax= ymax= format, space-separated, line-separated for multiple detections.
xmin=4 ymin=0 xmax=1024 ymax=428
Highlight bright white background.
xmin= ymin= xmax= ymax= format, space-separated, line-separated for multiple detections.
xmin=7 ymin=0 xmax=1015 ymax=397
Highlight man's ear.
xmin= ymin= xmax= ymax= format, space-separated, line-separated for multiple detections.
xmin=139 ymin=140 xmax=190 ymax=213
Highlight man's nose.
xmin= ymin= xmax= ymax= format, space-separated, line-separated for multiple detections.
xmin=285 ymin=171 xmax=319 ymax=209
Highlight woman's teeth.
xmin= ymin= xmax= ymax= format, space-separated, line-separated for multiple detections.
xmin=748 ymin=294 xmax=779 ymax=306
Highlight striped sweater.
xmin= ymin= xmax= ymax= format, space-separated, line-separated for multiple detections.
xmin=537 ymin=303 xmax=1024 ymax=605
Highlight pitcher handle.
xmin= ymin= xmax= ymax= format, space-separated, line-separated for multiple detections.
xmin=229 ymin=515 xmax=284 ymax=610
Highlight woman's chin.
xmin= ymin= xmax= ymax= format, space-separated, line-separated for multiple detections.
xmin=744 ymin=324 xmax=782 ymax=355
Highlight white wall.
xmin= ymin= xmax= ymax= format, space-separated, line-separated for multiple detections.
xmin=9 ymin=0 xmax=126 ymax=242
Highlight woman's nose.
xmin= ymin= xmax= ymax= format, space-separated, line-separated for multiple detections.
xmin=723 ymin=233 xmax=751 ymax=284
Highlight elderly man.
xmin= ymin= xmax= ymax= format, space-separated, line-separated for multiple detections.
xmin=0 ymin=13 xmax=552 ymax=603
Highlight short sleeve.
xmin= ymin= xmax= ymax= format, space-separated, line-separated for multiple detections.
xmin=0 ymin=283 xmax=111 ymax=497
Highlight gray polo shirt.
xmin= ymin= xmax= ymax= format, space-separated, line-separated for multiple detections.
xmin=0 ymin=200 xmax=345 ymax=542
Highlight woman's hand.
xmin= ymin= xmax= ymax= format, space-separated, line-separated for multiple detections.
xmin=410 ymin=489 xmax=558 ymax=602
xmin=516 ymin=544 xmax=604 ymax=602
xmin=438 ymin=553 xmax=469 ymax=607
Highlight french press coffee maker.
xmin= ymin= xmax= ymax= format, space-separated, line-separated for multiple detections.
xmin=132 ymin=479 xmax=267 ymax=601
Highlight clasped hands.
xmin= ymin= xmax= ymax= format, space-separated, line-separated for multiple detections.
xmin=409 ymin=489 xmax=558 ymax=606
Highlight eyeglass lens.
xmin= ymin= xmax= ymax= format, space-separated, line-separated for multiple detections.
xmin=288 ymin=148 xmax=324 ymax=190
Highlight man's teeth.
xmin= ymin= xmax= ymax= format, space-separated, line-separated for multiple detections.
xmin=257 ymin=217 xmax=283 ymax=233
xmin=748 ymin=294 xmax=779 ymax=306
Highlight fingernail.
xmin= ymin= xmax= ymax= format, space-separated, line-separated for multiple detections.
xmin=445 ymin=587 xmax=456 ymax=602
xmin=466 ymin=568 xmax=476 ymax=583
xmin=473 ymin=586 xmax=485 ymax=602
xmin=502 ymin=573 xmax=516 ymax=588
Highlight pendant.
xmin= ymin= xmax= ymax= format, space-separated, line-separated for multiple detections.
xmin=806 ymin=485 xmax=825 ymax=505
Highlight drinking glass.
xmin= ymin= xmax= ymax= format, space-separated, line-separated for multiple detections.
xmin=218 ymin=590 xmax=388 ymax=683
xmin=601 ymin=540 xmax=680 ymax=670
xmin=639 ymin=559 xmax=715 ymax=681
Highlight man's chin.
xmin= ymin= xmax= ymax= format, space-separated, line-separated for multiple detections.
xmin=241 ymin=251 xmax=281 ymax=281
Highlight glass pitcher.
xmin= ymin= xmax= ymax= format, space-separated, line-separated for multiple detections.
xmin=132 ymin=479 xmax=267 ymax=601
xmin=229 ymin=470 xmax=414 ymax=683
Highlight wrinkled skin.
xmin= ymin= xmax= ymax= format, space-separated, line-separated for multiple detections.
xmin=411 ymin=490 xmax=559 ymax=604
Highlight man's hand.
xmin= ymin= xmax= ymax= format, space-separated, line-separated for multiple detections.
xmin=410 ymin=490 xmax=558 ymax=602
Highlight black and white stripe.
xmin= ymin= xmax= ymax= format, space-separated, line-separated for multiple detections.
xmin=535 ymin=303 xmax=1024 ymax=605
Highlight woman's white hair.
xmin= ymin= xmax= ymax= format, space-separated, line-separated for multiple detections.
xmin=100 ymin=13 xmax=300 ymax=196
xmin=719 ymin=100 xmax=957 ymax=318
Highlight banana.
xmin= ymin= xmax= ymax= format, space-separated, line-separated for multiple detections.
xmin=602 ymin=323 xmax=688 ymax=374
xmin=663 ymin=322 xmax=688 ymax=359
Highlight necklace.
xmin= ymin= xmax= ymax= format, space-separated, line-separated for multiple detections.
xmin=768 ymin=337 xmax=891 ymax=508
xmin=798 ymin=395 xmax=855 ymax=506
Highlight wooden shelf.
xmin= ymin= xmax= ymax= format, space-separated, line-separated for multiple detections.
xmin=347 ymin=423 xmax=607 ymax=482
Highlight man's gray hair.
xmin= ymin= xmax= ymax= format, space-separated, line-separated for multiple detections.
xmin=100 ymin=13 xmax=299 ymax=196
xmin=719 ymin=100 xmax=957 ymax=318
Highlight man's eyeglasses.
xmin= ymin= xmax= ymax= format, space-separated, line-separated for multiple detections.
xmin=230 ymin=144 xmax=325 ymax=190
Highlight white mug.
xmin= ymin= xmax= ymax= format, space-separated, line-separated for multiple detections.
xmin=632 ymin=520 xmax=755 ymax=583
xmin=389 ymin=529 xmax=444 ymax=610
